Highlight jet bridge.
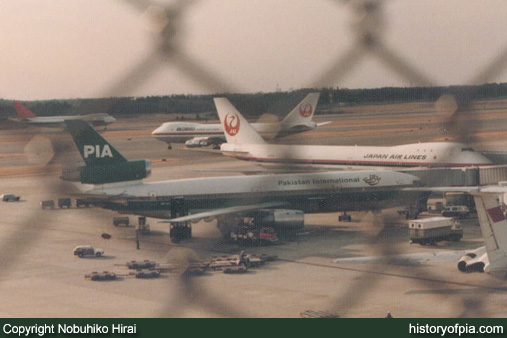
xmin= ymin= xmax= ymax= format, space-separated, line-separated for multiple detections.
xmin=402 ymin=165 xmax=507 ymax=187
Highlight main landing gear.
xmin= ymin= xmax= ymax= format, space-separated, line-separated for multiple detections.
xmin=169 ymin=198 xmax=190 ymax=243
xmin=170 ymin=222 xmax=192 ymax=243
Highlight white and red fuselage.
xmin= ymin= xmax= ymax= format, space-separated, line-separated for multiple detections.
xmin=151 ymin=121 xmax=287 ymax=144
xmin=220 ymin=142 xmax=492 ymax=170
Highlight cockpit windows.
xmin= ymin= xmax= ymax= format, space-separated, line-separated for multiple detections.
xmin=461 ymin=147 xmax=475 ymax=152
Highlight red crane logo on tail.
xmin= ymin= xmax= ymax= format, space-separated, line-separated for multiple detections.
xmin=299 ymin=103 xmax=313 ymax=117
xmin=224 ymin=113 xmax=240 ymax=136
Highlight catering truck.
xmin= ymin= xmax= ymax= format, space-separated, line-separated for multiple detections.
xmin=408 ymin=217 xmax=463 ymax=246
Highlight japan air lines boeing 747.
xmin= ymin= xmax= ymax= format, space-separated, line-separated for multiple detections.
xmin=214 ymin=98 xmax=493 ymax=170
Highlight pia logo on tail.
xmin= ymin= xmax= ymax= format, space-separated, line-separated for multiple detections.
xmin=299 ymin=103 xmax=313 ymax=117
xmin=84 ymin=145 xmax=113 ymax=158
xmin=224 ymin=113 xmax=240 ymax=136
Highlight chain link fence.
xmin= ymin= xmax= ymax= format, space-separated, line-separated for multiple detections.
xmin=4 ymin=0 xmax=507 ymax=317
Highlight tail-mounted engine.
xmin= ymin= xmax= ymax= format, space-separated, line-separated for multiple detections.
xmin=457 ymin=247 xmax=487 ymax=273
xmin=61 ymin=159 xmax=151 ymax=184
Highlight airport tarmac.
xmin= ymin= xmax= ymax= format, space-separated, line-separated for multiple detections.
xmin=1 ymin=99 xmax=507 ymax=318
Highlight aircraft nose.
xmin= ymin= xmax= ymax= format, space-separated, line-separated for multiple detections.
xmin=462 ymin=152 xmax=492 ymax=165
xmin=151 ymin=125 xmax=163 ymax=136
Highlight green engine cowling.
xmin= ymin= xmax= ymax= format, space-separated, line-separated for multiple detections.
xmin=61 ymin=160 xmax=151 ymax=184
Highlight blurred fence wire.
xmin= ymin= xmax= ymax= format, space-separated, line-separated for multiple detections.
xmin=6 ymin=0 xmax=507 ymax=317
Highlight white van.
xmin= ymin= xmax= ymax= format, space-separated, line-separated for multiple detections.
xmin=73 ymin=246 xmax=104 ymax=258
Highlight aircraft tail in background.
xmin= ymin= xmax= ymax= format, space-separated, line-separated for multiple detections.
xmin=214 ymin=98 xmax=266 ymax=145
xmin=13 ymin=101 xmax=37 ymax=119
xmin=472 ymin=193 xmax=507 ymax=279
xmin=280 ymin=92 xmax=320 ymax=128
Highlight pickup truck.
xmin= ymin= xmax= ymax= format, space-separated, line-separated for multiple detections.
xmin=73 ymin=246 xmax=104 ymax=258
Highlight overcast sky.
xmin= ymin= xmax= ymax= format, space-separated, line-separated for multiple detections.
xmin=1 ymin=0 xmax=507 ymax=100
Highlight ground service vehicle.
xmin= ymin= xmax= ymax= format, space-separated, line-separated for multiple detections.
xmin=136 ymin=216 xmax=151 ymax=233
xmin=230 ymin=226 xmax=278 ymax=245
xmin=40 ymin=200 xmax=55 ymax=209
xmin=409 ymin=217 xmax=463 ymax=245
xmin=134 ymin=270 xmax=161 ymax=279
xmin=441 ymin=206 xmax=470 ymax=218
xmin=73 ymin=246 xmax=104 ymax=258
xmin=75 ymin=199 xmax=90 ymax=207
xmin=58 ymin=198 xmax=71 ymax=208
xmin=445 ymin=192 xmax=475 ymax=212
xmin=113 ymin=217 xmax=130 ymax=226
xmin=85 ymin=271 xmax=116 ymax=281
xmin=338 ymin=213 xmax=352 ymax=222
xmin=1 ymin=194 xmax=20 ymax=202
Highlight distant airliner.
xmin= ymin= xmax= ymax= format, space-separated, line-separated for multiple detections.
xmin=151 ymin=93 xmax=329 ymax=149
xmin=10 ymin=101 xmax=116 ymax=128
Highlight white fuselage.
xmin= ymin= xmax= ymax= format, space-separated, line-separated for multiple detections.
xmin=91 ymin=170 xmax=417 ymax=197
xmin=84 ymin=169 xmax=427 ymax=219
xmin=220 ymin=142 xmax=493 ymax=169
xmin=151 ymin=121 xmax=311 ymax=143
xmin=17 ymin=114 xmax=116 ymax=127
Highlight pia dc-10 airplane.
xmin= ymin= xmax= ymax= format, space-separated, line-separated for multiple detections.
xmin=151 ymin=93 xmax=329 ymax=149
xmin=10 ymin=101 xmax=116 ymax=128
xmin=213 ymin=98 xmax=493 ymax=170
xmin=62 ymin=120 xmax=431 ymax=243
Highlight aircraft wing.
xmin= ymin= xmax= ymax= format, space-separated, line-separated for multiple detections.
xmin=316 ymin=121 xmax=332 ymax=127
xmin=70 ymin=191 xmax=133 ymax=205
xmin=401 ymin=186 xmax=479 ymax=193
xmin=333 ymin=250 xmax=474 ymax=266
xmin=161 ymin=201 xmax=290 ymax=223
xmin=193 ymin=167 xmax=331 ymax=174
xmin=402 ymin=186 xmax=507 ymax=194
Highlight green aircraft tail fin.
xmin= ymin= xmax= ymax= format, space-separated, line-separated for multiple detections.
xmin=65 ymin=120 xmax=127 ymax=166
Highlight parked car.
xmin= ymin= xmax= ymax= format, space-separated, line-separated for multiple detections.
xmin=73 ymin=246 xmax=104 ymax=258
xmin=441 ymin=206 xmax=470 ymax=218
xmin=1 ymin=194 xmax=20 ymax=202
